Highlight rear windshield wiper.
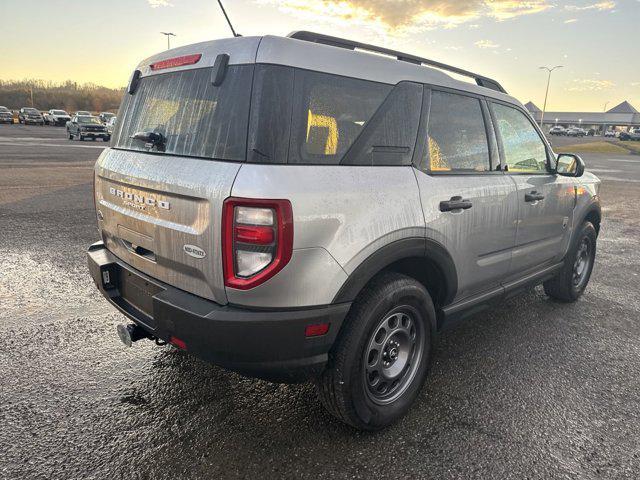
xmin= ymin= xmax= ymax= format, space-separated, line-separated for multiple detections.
xmin=130 ymin=131 xmax=166 ymax=152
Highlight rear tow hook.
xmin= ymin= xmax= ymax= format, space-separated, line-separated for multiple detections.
xmin=117 ymin=323 xmax=153 ymax=347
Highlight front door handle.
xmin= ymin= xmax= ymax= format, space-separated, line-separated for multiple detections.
xmin=525 ymin=191 xmax=545 ymax=202
xmin=440 ymin=196 xmax=473 ymax=212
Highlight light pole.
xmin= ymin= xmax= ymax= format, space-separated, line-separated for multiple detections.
xmin=161 ymin=32 xmax=176 ymax=50
xmin=539 ymin=65 xmax=563 ymax=128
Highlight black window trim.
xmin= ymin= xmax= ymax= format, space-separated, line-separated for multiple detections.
xmin=417 ymin=85 xmax=503 ymax=176
xmin=487 ymin=98 xmax=555 ymax=176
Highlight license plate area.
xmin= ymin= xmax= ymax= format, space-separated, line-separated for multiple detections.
xmin=117 ymin=267 xmax=163 ymax=329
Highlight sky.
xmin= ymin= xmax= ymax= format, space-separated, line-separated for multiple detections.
xmin=1 ymin=0 xmax=639 ymax=111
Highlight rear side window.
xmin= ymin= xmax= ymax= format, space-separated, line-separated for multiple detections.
xmin=113 ymin=65 xmax=253 ymax=161
xmin=288 ymin=71 xmax=391 ymax=165
xmin=492 ymin=103 xmax=548 ymax=173
xmin=426 ymin=91 xmax=490 ymax=172
xmin=342 ymin=82 xmax=423 ymax=166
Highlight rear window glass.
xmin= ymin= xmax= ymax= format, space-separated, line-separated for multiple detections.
xmin=288 ymin=70 xmax=391 ymax=165
xmin=113 ymin=65 xmax=253 ymax=161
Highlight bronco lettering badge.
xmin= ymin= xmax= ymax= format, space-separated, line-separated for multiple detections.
xmin=108 ymin=187 xmax=170 ymax=210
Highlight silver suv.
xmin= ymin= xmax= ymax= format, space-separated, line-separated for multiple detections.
xmin=88 ymin=32 xmax=601 ymax=430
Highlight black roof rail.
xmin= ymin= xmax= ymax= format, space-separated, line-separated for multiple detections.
xmin=287 ymin=31 xmax=507 ymax=94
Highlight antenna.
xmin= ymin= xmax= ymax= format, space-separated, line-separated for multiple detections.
xmin=217 ymin=0 xmax=240 ymax=37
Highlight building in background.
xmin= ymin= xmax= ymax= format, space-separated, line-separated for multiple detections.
xmin=525 ymin=101 xmax=640 ymax=134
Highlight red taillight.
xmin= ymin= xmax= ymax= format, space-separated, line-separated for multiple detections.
xmin=305 ymin=323 xmax=330 ymax=337
xmin=235 ymin=225 xmax=274 ymax=244
xmin=150 ymin=54 xmax=202 ymax=71
xmin=222 ymin=197 xmax=293 ymax=290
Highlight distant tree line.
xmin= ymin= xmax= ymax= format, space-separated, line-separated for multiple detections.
xmin=0 ymin=79 xmax=125 ymax=112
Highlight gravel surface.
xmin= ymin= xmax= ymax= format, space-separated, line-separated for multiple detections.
xmin=1 ymin=125 xmax=639 ymax=480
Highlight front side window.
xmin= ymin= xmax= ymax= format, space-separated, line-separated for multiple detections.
xmin=492 ymin=103 xmax=548 ymax=173
xmin=289 ymin=70 xmax=391 ymax=165
xmin=426 ymin=91 xmax=490 ymax=172
xmin=113 ymin=65 xmax=253 ymax=161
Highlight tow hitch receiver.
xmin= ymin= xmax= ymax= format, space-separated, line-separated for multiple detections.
xmin=117 ymin=323 xmax=152 ymax=347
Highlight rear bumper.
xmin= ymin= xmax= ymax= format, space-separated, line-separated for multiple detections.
xmin=87 ymin=242 xmax=350 ymax=382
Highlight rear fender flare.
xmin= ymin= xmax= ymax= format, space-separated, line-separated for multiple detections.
xmin=332 ymin=237 xmax=458 ymax=308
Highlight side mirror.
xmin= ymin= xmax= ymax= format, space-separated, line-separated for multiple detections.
xmin=556 ymin=153 xmax=585 ymax=177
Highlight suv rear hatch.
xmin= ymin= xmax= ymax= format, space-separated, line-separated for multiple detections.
xmin=95 ymin=59 xmax=255 ymax=305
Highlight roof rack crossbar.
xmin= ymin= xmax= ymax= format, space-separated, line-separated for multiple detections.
xmin=287 ymin=31 xmax=507 ymax=94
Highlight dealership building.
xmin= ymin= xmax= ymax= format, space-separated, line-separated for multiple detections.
xmin=525 ymin=100 xmax=640 ymax=133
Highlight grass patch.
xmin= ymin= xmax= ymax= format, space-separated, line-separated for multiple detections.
xmin=559 ymin=141 xmax=630 ymax=155
xmin=619 ymin=142 xmax=640 ymax=154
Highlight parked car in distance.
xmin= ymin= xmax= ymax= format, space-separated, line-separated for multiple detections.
xmin=87 ymin=32 xmax=603 ymax=431
xmin=74 ymin=110 xmax=92 ymax=117
xmin=619 ymin=129 xmax=640 ymax=141
xmin=604 ymin=130 xmax=616 ymax=138
xmin=548 ymin=126 xmax=565 ymax=136
xmin=105 ymin=116 xmax=117 ymax=135
xmin=0 ymin=106 xmax=13 ymax=124
xmin=44 ymin=109 xmax=71 ymax=126
xmin=566 ymin=127 xmax=586 ymax=137
xmin=99 ymin=112 xmax=116 ymax=124
xmin=67 ymin=115 xmax=110 ymax=141
xmin=18 ymin=107 xmax=44 ymax=125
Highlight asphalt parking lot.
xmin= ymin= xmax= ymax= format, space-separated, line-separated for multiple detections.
xmin=1 ymin=125 xmax=639 ymax=479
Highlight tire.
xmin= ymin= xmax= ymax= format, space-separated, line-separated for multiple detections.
xmin=104 ymin=136 xmax=111 ymax=142
xmin=316 ymin=272 xmax=435 ymax=430
xmin=544 ymin=221 xmax=597 ymax=302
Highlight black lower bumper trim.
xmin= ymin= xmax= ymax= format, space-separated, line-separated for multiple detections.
xmin=87 ymin=242 xmax=350 ymax=382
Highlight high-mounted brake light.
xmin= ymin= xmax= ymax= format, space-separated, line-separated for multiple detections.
xmin=222 ymin=197 xmax=293 ymax=290
xmin=150 ymin=54 xmax=202 ymax=71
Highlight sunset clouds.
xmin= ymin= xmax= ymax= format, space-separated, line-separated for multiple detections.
xmin=260 ymin=0 xmax=552 ymax=31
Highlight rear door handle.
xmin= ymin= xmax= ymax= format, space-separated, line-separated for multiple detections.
xmin=525 ymin=191 xmax=545 ymax=202
xmin=439 ymin=196 xmax=473 ymax=212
